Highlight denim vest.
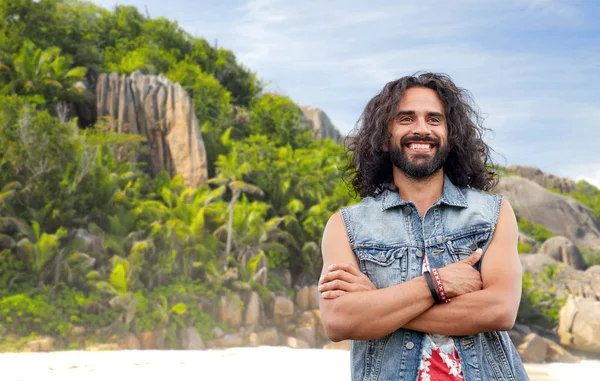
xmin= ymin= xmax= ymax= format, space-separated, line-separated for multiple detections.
xmin=339 ymin=175 xmax=529 ymax=381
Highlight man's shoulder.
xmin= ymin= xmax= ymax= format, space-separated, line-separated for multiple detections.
xmin=340 ymin=193 xmax=384 ymax=212
xmin=460 ymin=187 xmax=503 ymax=205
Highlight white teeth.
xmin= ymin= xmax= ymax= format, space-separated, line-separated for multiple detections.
xmin=409 ymin=143 xmax=432 ymax=150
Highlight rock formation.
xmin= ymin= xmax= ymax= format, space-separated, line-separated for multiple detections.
xmin=520 ymin=254 xmax=600 ymax=300
xmin=494 ymin=176 xmax=600 ymax=248
xmin=300 ymin=106 xmax=344 ymax=145
xmin=539 ymin=236 xmax=587 ymax=271
xmin=96 ymin=71 xmax=208 ymax=188
xmin=558 ymin=295 xmax=600 ymax=354
xmin=505 ymin=165 xmax=577 ymax=193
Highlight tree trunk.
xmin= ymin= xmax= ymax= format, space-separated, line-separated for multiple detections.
xmin=224 ymin=188 xmax=240 ymax=268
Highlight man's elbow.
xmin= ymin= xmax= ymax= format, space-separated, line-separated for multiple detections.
xmin=321 ymin=301 xmax=354 ymax=342
xmin=491 ymin=302 xmax=518 ymax=331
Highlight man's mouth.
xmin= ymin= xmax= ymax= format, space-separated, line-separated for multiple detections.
xmin=405 ymin=142 xmax=437 ymax=152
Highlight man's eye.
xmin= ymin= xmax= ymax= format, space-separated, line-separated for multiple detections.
xmin=400 ymin=117 xmax=412 ymax=122
xmin=429 ymin=118 xmax=440 ymax=123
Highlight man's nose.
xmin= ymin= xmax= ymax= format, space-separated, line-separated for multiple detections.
xmin=412 ymin=117 xmax=431 ymax=135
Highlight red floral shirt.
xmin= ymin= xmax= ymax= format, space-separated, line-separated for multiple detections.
xmin=418 ymin=255 xmax=464 ymax=380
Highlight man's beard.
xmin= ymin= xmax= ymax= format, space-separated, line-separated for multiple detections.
xmin=389 ymin=136 xmax=450 ymax=179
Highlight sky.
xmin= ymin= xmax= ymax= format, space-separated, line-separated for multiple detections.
xmin=91 ymin=0 xmax=600 ymax=186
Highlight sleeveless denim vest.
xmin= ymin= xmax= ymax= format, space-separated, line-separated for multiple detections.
xmin=339 ymin=175 xmax=529 ymax=381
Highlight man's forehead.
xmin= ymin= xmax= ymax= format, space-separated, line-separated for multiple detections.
xmin=397 ymin=88 xmax=445 ymax=113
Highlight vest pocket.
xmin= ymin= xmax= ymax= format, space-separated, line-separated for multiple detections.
xmin=355 ymin=247 xmax=407 ymax=289
xmin=446 ymin=226 xmax=493 ymax=263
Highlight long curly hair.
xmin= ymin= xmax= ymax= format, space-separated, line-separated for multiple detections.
xmin=343 ymin=72 xmax=499 ymax=198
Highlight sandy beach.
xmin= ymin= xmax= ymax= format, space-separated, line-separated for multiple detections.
xmin=0 ymin=347 xmax=596 ymax=381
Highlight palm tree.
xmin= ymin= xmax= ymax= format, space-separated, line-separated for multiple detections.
xmin=209 ymin=149 xmax=264 ymax=268
xmin=0 ymin=40 xmax=88 ymax=108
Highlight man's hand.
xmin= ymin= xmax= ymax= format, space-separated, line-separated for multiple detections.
xmin=318 ymin=263 xmax=376 ymax=299
xmin=437 ymin=248 xmax=484 ymax=298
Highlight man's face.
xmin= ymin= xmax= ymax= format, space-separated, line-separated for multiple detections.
xmin=386 ymin=87 xmax=449 ymax=179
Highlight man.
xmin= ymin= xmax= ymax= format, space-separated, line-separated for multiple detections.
xmin=318 ymin=72 xmax=528 ymax=380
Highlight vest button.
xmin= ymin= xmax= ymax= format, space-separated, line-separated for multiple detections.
xmin=403 ymin=206 xmax=411 ymax=215
xmin=416 ymin=250 xmax=423 ymax=258
xmin=405 ymin=341 xmax=415 ymax=350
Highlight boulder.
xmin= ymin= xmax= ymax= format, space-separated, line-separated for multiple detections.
xmin=507 ymin=330 xmax=523 ymax=347
xmin=311 ymin=309 xmax=327 ymax=341
xmin=244 ymin=292 xmax=260 ymax=327
xmin=295 ymin=326 xmax=316 ymax=347
xmin=586 ymin=265 xmax=600 ymax=275
xmin=518 ymin=232 xmax=538 ymax=252
xmin=24 ymin=336 xmax=55 ymax=352
xmin=117 ymin=333 xmax=141 ymax=350
xmin=494 ymin=176 xmax=600 ymax=248
xmin=273 ymin=296 xmax=294 ymax=324
xmin=307 ymin=285 xmax=319 ymax=309
xmin=300 ymin=106 xmax=344 ymax=145
xmin=558 ymin=295 xmax=600 ymax=354
xmin=180 ymin=327 xmax=205 ymax=350
xmin=542 ymin=337 xmax=579 ymax=363
xmin=286 ymin=336 xmax=311 ymax=349
xmin=220 ymin=293 xmax=243 ymax=328
xmin=212 ymin=326 xmax=225 ymax=339
xmin=505 ymin=165 xmax=577 ymax=193
xmin=86 ymin=343 xmax=120 ymax=351
xmin=256 ymin=328 xmax=279 ymax=346
xmin=520 ymin=254 xmax=600 ymax=300
xmin=296 ymin=286 xmax=311 ymax=312
xmin=96 ymin=71 xmax=208 ymax=188
xmin=517 ymin=333 xmax=548 ymax=363
xmin=539 ymin=236 xmax=586 ymax=270
xmin=218 ymin=333 xmax=243 ymax=348
xmin=138 ymin=331 xmax=157 ymax=350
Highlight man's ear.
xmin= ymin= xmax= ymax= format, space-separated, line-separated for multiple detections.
xmin=382 ymin=131 xmax=391 ymax=152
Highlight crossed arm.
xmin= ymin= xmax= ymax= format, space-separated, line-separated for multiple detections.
xmin=318 ymin=199 xmax=522 ymax=341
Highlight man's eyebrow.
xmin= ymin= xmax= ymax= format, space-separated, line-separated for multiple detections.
xmin=393 ymin=110 xmax=445 ymax=118
xmin=394 ymin=110 xmax=415 ymax=118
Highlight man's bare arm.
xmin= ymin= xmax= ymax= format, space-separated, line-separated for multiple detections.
xmin=402 ymin=198 xmax=522 ymax=336
xmin=318 ymin=212 xmax=436 ymax=342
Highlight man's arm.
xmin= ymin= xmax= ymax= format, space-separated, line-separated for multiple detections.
xmin=318 ymin=211 xmax=482 ymax=342
xmin=402 ymin=198 xmax=522 ymax=336
xmin=318 ymin=212 xmax=436 ymax=342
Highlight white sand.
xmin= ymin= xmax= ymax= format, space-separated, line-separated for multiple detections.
xmin=0 ymin=347 xmax=596 ymax=381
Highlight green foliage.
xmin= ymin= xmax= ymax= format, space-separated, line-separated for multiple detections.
xmin=548 ymin=180 xmax=600 ymax=221
xmin=248 ymin=93 xmax=313 ymax=148
xmin=0 ymin=0 xmax=359 ymax=345
xmin=0 ymin=40 xmax=88 ymax=108
xmin=517 ymin=242 xmax=533 ymax=254
xmin=0 ymin=288 xmax=116 ymax=338
xmin=580 ymin=246 xmax=600 ymax=267
xmin=518 ymin=265 xmax=567 ymax=329
xmin=517 ymin=218 xmax=554 ymax=243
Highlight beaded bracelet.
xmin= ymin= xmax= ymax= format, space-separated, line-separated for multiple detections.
xmin=430 ymin=268 xmax=451 ymax=303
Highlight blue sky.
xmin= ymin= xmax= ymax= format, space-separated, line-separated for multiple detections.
xmin=92 ymin=0 xmax=600 ymax=186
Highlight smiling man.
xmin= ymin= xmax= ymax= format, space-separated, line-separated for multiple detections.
xmin=318 ymin=72 xmax=528 ymax=380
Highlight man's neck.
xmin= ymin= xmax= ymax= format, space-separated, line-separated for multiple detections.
xmin=392 ymin=168 xmax=445 ymax=218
